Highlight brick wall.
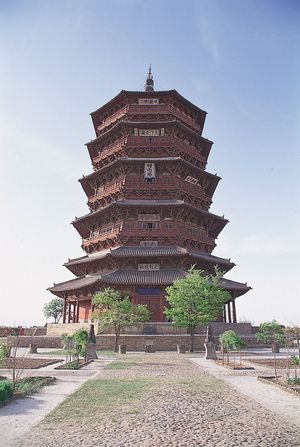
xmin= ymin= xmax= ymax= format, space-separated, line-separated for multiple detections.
xmin=0 ymin=326 xmax=46 ymax=337
xmin=6 ymin=336 xmax=62 ymax=348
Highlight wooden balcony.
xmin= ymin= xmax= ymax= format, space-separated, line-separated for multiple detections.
xmin=82 ymin=223 xmax=214 ymax=249
xmin=122 ymin=225 xmax=214 ymax=246
xmin=96 ymin=104 xmax=201 ymax=135
xmin=124 ymin=176 xmax=211 ymax=203
xmin=88 ymin=180 xmax=125 ymax=205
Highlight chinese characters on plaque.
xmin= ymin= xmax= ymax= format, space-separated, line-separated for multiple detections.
xmin=138 ymin=263 xmax=160 ymax=271
xmin=138 ymin=98 xmax=159 ymax=105
xmin=144 ymin=163 xmax=156 ymax=180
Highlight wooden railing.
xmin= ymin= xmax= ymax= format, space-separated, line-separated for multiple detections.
xmin=88 ymin=179 xmax=125 ymax=204
xmin=95 ymin=104 xmax=201 ymax=135
xmin=82 ymin=223 xmax=214 ymax=248
xmin=124 ymin=176 xmax=211 ymax=203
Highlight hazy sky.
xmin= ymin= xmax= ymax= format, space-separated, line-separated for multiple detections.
xmin=0 ymin=0 xmax=299 ymax=327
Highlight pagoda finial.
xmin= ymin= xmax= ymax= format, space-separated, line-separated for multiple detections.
xmin=144 ymin=64 xmax=154 ymax=92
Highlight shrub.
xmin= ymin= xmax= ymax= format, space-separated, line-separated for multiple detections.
xmin=0 ymin=344 xmax=10 ymax=359
xmin=287 ymin=377 xmax=300 ymax=386
xmin=0 ymin=381 xmax=13 ymax=403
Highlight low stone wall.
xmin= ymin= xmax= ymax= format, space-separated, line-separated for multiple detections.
xmin=96 ymin=334 xmax=205 ymax=351
xmin=101 ymin=323 xmax=188 ymax=335
xmin=0 ymin=326 xmax=46 ymax=337
xmin=47 ymin=322 xmax=92 ymax=336
xmin=209 ymin=322 xmax=254 ymax=336
xmin=6 ymin=333 xmax=268 ymax=350
xmin=6 ymin=336 xmax=62 ymax=348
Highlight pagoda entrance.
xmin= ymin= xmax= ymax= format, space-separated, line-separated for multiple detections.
xmin=137 ymin=296 xmax=163 ymax=321
xmin=135 ymin=287 xmax=164 ymax=322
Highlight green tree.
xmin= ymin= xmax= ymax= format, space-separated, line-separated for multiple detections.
xmin=165 ymin=267 xmax=231 ymax=352
xmin=219 ymin=330 xmax=246 ymax=365
xmin=256 ymin=320 xmax=285 ymax=379
xmin=93 ymin=288 xmax=150 ymax=352
xmin=73 ymin=329 xmax=89 ymax=361
xmin=43 ymin=298 xmax=64 ymax=323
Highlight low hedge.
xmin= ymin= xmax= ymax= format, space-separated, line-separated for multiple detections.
xmin=0 ymin=381 xmax=13 ymax=403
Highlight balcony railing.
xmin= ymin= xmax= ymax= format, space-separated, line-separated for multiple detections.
xmin=124 ymin=176 xmax=211 ymax=202
xmin=82 ymin=224 xmax=214 ymax=248
xmin=96 ymin=104 xmax=201 ymax=135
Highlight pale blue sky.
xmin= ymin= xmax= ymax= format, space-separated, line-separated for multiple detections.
xmin=0 ymin=0 xmax=299 ymax=326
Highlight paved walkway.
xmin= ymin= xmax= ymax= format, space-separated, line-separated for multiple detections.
xmin=190 ymin=357 xmax=300 ymax=427
xmin=13 ymin=353 xmax=300 ymax=447
xmin=0 ymin=357 xmax=114 ymax=447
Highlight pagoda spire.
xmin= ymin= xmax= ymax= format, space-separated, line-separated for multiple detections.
xmin=144 ymin=64 xmax=154 ymax=92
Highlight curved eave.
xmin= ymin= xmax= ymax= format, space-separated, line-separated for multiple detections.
xmin=79 ymin=157 xmax=220 ymax=197
xmin=72 ymin=200 xmax=228 ymax=239
xmin=64 ymin=246 xmax=235 ymax=274
xmin=90 ymin=89 xmax=207 ymax=132
xmin=48 ymin=270 xmax=250 ymax=298
xmin=86 ymin=119 xmax=213 ymax=151
xmin=48 ymin=275 xmax=102 ymax=298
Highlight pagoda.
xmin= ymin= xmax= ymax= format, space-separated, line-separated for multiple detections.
xmin=48 ymin=68 xmax=250 ymax=324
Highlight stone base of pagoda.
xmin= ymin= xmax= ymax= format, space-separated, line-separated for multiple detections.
xmin=47 ymin=322 xmax=94 ymax=336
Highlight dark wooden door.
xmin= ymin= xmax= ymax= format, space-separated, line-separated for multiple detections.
xmin=137 ymin=296 xmax=162 ymax=321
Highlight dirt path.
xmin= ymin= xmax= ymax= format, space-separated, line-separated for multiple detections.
xmin=14 ymin=353 xmax=300 ymax=447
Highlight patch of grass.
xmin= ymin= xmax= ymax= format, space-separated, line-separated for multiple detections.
xmin=97 ymin=350 xmax=116 ymax=356
xmin=45 ymin=378 xmax=154 ymax=423
xmin=104 ymin=361 xmax=137 ymax=370
xmin=14 ymin=376 xmax=56 ymax=397
xmin=38 ymin=349 xmax=66 ymax=356
xmin=174 ymin=377 xmax=224 ymax=390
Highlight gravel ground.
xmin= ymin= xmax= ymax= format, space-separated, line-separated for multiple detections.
xmin=15 ymin=354 xmax=300 ymax=447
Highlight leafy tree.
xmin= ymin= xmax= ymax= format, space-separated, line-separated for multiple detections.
xmin=61 ymin=329 xmax=89 ymax=364
xmin=93 ymin=288 xmax=150 ymax=352
xmin=256 ymin=320 xmax=285 ymax=379
xmin=165 ymin=267 xmax=231 ymax=352
xmin=73 ymin=329 xmax=89 ymax=361
xmin=219 ymin=330 xmax=246 ymax=365
xmin=43 ymin=298 xmax=64 ymax=323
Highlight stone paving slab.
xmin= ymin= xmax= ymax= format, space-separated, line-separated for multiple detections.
xmin=190 ymin=357 xmax=300 ymax=427
xmin=13 ymin=353 xmax=300 ymax=447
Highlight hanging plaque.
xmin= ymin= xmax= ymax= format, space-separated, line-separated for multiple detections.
xmin=144 ymin=163 xmax=156 ymax=179
xmin=138 ymin=263 xmax=160 ymax=271
xmin=139 ymin=129 xmax=160 ymax=136
xmin=185 ymin=175 xmax=198 ymax=185
xmin=140 ymin=241 xmax=159 ymax=247
xmin=138 ymin=98 xmax=159 ymax=105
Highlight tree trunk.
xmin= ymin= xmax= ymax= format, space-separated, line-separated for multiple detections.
xmin=190 ymin=327 xmax=195 ymax=353
xmin=115 ymin=328 xmax=120 ymax=353
xmin=274 ymin=350 xmax=278 ymax=380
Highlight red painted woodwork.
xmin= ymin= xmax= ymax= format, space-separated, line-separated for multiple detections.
xmin=49 ymin=72 xmax=251 ymax=323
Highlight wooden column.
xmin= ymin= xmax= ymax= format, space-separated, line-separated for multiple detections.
xmin=223 ymin=305 xmax=227 ymax=323
xmin=63 ymin=296 xmax=67 ymax=323
xmin=227 ymin=302 xmax=232 ymax=323
xmin=232 ymin=300 xmax=237 ymax=323
xmin=76 ymin=299 xmax=80 ymax=323
xmin=67 ymin=301 xmax=71 ymax=323
xmin=73 ymin=302 xmax=76 ymax=323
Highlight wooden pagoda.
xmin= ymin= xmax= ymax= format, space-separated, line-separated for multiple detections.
xmin=48 ymin=68 xmax=250 ymax=324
